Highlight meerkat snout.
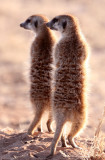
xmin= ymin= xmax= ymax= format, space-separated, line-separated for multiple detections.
xmin=20 ymin=16 xmax=40 ymax=32
xmin=46 ymin=18 xmax=59 ymax=31
xmin=46 ymin=21 xmax=57 ymax=30
xmin=20 ymin=18 xmax=32 ymax=30
xmin=20 ymin=22 xmax=26 ymax=28
xmin=46 ymin=22 xmax=50 ymax=28
xmin=46 ymin=16 xmax=68 ymax=33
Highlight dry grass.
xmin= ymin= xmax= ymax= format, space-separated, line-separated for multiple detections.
xmin=88 ymin=107 xmax=105 ymax=159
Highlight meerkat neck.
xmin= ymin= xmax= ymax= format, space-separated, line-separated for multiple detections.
xmin=61 ymin=25 xmax=80 ymax=40
xmin=31 ymin=28 xmax=53 ymax=59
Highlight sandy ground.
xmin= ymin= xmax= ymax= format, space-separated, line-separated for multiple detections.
xmin=1 ymin=128 xmax=105 ymax=160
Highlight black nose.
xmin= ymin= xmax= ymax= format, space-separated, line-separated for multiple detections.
xmin=20 ymin=23 xmax=24 ymax=27
xmin=46 ymin=22 xmax=50 ymax=28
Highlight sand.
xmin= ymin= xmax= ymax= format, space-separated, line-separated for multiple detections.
xmin=1 ymin=127 xmax=102 ymax=160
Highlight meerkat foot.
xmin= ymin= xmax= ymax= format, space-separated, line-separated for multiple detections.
xmin=47 ymin=127 xmax=53 ymax=133
xmin=28 ymin=129 xmax=33 ymax=135
xmin=47 ymin=119 xmax=53 ymax=133
xmin=37 ymin=124 xmax=43 ymax=132
xmin=37 ymin=127 xmax=41 ymax=132
xmin=61 ymin=141 xmax=68 ymax=147
xmin=68 ymin=137 xmax=82 ymax=149
xmin=46 ymin=153 xmax=54 ymax=159
xmin=61 ymin=135 xmax=68 ymax=147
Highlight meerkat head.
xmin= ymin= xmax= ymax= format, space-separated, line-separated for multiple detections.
xmin=46 ymin=15 xmax=78 ymax=34
xmin=20 ymin=15 xmax=49 ymax=34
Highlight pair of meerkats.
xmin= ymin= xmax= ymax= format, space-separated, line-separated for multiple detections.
xmin=20 ymin=14 xmax=89 ymax=157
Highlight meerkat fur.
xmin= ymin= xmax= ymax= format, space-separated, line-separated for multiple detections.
xmin=20 ymin=15 xmax=56 ymax=135
xmin=46 ymin=14 xmax=89 ymax=157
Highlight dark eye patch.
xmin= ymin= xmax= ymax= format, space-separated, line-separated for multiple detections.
xmin=34 ymin=21 xmax=38 ymax=28
xmin=62 ymin=21 xmax=67 ymax=29
xmin=53 ymin=18 xmax=58 ymax=23
xmin=26 ymin=19 xmax=31 ymax=23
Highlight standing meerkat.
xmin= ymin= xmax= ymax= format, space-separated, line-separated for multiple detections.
xmin=20 ymin=15 xmax=56 ymax=135
xmin=46 ymin=14 xmax=89 ymax=157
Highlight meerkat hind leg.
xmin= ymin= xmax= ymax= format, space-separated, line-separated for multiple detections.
xmin=68 ymin=121 xmax=83 ymax=149
xmin=46 ymin=112 xmax=53 ymax=133
xmin=47 ymin=119 xmax=65 ymax=158
xmin=61 ymin=134 xmax=69 ymax=147
xmin=47 ymin=119 xmax=52 ymax=133
xmin=61 ymin=124 xmax=69 ymax=147
xmin=28 ymin=109 xmax=43 ymax=135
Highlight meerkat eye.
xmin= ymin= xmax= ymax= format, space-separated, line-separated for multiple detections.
xmin=34 ymin=21 xmax=38 ymax=28
xmin=53 ymin=18 xmax=58 ymax=23
xmin=62 ymin=21 xmax=67 ymax=29
xmin=26 ymin=19 xmax=31 ymax=23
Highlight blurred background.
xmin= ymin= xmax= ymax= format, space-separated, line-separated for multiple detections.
xmin=0 ymin=0 xmax=105 ymax=137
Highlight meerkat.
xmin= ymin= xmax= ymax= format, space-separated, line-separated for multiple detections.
xmin=20 ymin=15 xmax=56 ymax=135
xmin=46 ymin=14 xmax=89 ymax=157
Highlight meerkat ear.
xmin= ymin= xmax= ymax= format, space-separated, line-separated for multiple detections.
xmin=34 ymin=21 xmax=38 ymax=28
xmin=62 ymin=21 xmax=67 ymax=29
